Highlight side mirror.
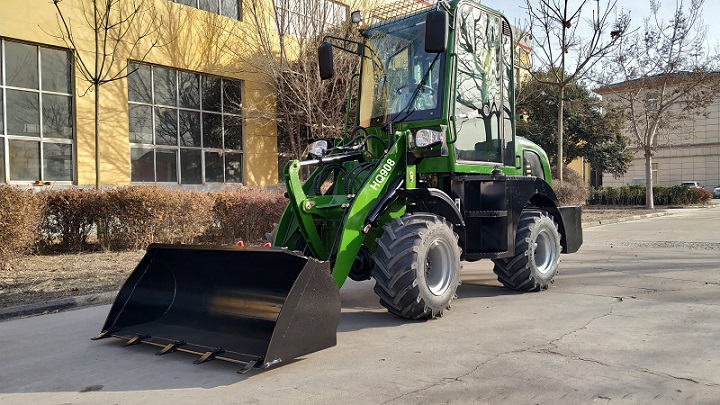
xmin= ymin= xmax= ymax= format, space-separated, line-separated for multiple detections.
xmin=318 ymin=43 xmax=334 ymax=80
xmin=351 ymin=10 xmax=363 ymax=24
xmin=425 ymin=10 xmax=448 ymax=53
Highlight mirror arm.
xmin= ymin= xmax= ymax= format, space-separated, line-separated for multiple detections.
xmin=321 ymin=36 xmax=364 ymax=56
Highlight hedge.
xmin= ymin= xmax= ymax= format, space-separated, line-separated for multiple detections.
xmin=0 ymin=186 xmax=287 ymax=256
xmin=0 ymin=186 xmax=42 ymax=269
xmin=202 ymin=188 xmax=287 ymax=245
xmin=41 ymin=188 xmax=98 ymax=252
xmin=3 ymin=180 xmax=712 ymax=258
xmin=588 ymin=185 xmax=713 ymax=206
xmin=94 ymin=187 xmax=215 ymax=251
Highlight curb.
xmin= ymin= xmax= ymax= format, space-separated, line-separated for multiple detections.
xmin=582 ymin=211 xmax=671 ymax=228
xmin=0 ymin=291 xmax=116 ymax=322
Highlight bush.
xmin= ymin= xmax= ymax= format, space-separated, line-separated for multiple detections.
xmin=94 ymin=186 xmax=214 ymax=251
xmin=205 ymin=188 xmax=286 ymax=244
xmin=690 ymin=187 xmax=713 ymax=205
xmin=588 ymin=185 xmax=711 ymax=206
xmin=0 ymin=186 xmax=42 ymax=269
xmin=551 ymin=166 xmax=587 ymax=206
xmin=94 ymin=186 xmax=163 ymax=251
xmin=0 ymin=185 xmax=287 ymax=257
xmin=39 ymin=188 xmax=99 ymax=252
xmin=154 ymin=190 xmax=214 ymax=245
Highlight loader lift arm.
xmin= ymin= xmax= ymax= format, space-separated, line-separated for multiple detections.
xmin=276 ymin=131 xmax=408 ymax=288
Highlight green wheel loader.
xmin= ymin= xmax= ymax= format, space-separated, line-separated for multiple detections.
xmin=94 ymin=0 xmax=582 ymax=373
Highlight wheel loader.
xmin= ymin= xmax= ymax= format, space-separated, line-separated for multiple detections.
xmin=94 ymin=0 xmax=583 ymax=373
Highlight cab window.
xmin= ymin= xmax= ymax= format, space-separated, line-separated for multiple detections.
xmin=452 ymin=6 xmax=511 ymax=164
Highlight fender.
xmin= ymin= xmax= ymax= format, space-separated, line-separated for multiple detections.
xmin=509 ymin=177 xmax=583 ymax=254
xmin=398 ymin=187 xmax=465 ymax=229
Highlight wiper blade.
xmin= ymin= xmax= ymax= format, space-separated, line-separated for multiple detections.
xmin=392 ymin=52 xmax=441 ymax=125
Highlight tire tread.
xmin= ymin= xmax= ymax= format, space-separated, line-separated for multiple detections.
xmin=372 ymin=214 xmax=460 ymax=319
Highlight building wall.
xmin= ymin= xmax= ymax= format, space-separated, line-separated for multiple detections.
xmin=599 ymin=91 xmax=720 ymax=190
xmin=0 ymin=0 xmax=280 ymax=187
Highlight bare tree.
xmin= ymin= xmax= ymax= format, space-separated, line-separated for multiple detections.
xmin=219 ymin=0 xmax=369 ymax=166
xmin=50 ymin=0 xmax=161 ymax=188
xmin=597 ymin=0 xmax=720 ymax=209
xmin=524 ymin=0 xmax=629 ymax=181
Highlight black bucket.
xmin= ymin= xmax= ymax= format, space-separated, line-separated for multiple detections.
xmin=93 ymin=244 xmax=340 ymax=373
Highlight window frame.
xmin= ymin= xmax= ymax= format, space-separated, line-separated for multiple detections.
xmin=170 ymin=0 xmax=242 ymax=21
xmin=128 ymin=61 xmax=245 ymax=185
xmin=1 ymin=38 xmax=75 ymax=185
xmin=451 ymin=5 xmax=508 ymax=164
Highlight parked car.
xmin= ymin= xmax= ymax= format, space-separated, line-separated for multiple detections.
xmin=713 ymin=186 xmax=720 ymax=199
xmin=680 ymin=181 xmax=702 ymax=188
xmin=630 ymin=178 xmax=646 ymax=185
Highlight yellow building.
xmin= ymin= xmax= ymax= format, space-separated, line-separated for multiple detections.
xmin=0 ymin=0 xmax=351 ymax=188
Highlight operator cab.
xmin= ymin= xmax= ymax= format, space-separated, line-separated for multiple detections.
xmin=358 ymin=11 xmax=446 ymax=128
xmin=354 ymin=5 xmax=516 ymax=169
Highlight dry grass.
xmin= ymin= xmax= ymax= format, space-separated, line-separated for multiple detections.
xmin=582 ymin=208 xmax=658 ymax=223
xmin=0 ymin=251 xmax=144 ymax=308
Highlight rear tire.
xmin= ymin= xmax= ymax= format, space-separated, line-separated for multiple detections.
xmin=371 ymin=213 xmax=461 ymax=319
xmin=492 ymin=210 xmax=561 ymax=291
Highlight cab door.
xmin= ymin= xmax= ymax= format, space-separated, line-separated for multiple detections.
xmin=451 ymin=5 xmax=514 ymax=168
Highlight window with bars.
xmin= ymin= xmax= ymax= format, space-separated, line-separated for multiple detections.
xmin=273 ymin=0 xmax=348 ymax=38
xmin=128 ymin=62 xmax=244 ymax=184
xmin=1 ymin=39 xmax=74 ymax=184
xmin=171 ymin=0 xmax=241 ymax=20
xmin=652 ymin=162 xmax=658 ymax=185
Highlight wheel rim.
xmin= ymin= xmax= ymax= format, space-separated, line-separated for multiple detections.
xmin=534 ymin=229 xmax=558 ymax=275
xmin=425 ymin=239 xmax=454 ymax=296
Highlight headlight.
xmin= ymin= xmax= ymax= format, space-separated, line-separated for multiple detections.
xmin=304 ymin=140 xmax=328 ymax=158
xmin=413 ymin=128 xmax=444 ymax=149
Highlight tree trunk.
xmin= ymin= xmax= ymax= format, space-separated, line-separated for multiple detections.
xmin=557 ymin=85 xmax=564 ymax=182
xmin=94 ymin=0 xmax=100 ymax=189
xmin=644 ymin=149 xmax=654 ymax=209
xmin=95 ymin=82 xmax=100 ymax=189
xmin=557 ymin=0 xmax=568 ymax=183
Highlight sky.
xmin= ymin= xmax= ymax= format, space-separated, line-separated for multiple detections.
xmin=481 ymin=0 xmax=720 ymax=47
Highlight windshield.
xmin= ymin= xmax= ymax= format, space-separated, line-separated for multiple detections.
xmin=359 ymin=12 xmax=445 ymax=127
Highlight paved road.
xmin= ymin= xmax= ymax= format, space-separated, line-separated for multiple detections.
xmin=1 ymin=208 xmax=719 ymax=404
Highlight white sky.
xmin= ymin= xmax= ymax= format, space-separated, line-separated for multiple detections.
xmin=481 ymin=0 xmax=720 ymax=47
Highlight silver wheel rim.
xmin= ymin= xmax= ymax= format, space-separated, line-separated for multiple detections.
xmin=426 ymin=239 xmax=454 ymax=296
xmin=534 ymin=228 xmax=558 ymax=275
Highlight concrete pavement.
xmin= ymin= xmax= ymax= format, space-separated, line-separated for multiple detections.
xmin=0 ymin=208 xmax=718 ymax=404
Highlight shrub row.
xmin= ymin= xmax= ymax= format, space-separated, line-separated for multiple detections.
xmin=1 ymin=186 xmax=287 ymax=263
xmin=2 ymin=179 xmax=711 ymax=265
xmin=588 ymin=185 xmax=713 ymax=206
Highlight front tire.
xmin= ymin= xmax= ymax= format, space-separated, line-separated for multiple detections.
xmin=492 ymin=210 xmax=561 ymax=291
xmin=371 ymin=213 xmax=461 ymax=319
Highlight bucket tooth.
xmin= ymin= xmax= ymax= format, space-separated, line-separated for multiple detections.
xmin=238 ymin=360 xmax=259 ymax=374
xmin=156 ymin=340 xmax=186 ymax=356
xmin=91 ymin=329 xmax=116 ymax=340
xmin=194 ymin=348 xmax=225 ymax=364
xmin=124 ymin=334 xmax=150 ymax=346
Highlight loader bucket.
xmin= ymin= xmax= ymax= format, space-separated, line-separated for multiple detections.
xmin=93 ymin=244 xmax=340 ymax=372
